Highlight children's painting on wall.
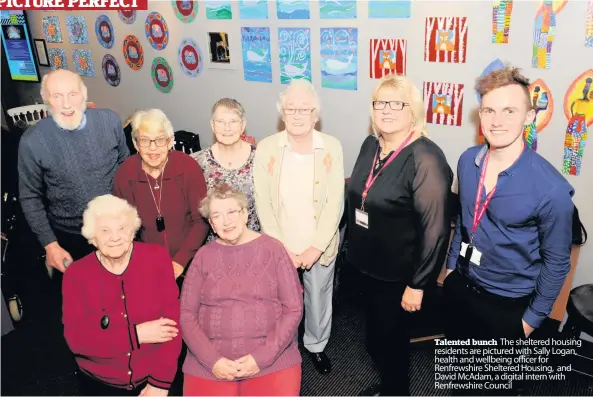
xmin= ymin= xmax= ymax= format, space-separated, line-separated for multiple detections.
xmin=178 ymin=38 xmax=203 ymax=77
xmin=277 ymin=0 xmax=310 ymax=19
xmin=424 ymin=81 xmax=465 ymax=127
xmin=118 ymin=10 xmax=136 ymax=24
xmin=48 ymin=47 xmax=67 ymax=70
xmin=206 ymin=1 xmax=232 ymax=20
xmin=101 ymin=54 xmax=121 ymax=87
xmin=241 ymin=27 xmax=272 ymax=83
xmin=145 ymin=12 xmax=169 ymax=51
xmin=122 ymin=34 xmax=144 ymax=70
xmin=492 ymin=0 xmax=513 ymax=43
xmin=42 ymin=16 xmax=62 ymax=43
xmin=425 ymin=17 xmax=468 ymax=63
xmin=239 ymin=0 xmax=269 ymax=19
xmin=278 ymin=27 xmax=312 ymax=84
xmin=320 ymin=27 xmax=358 ymax=90
xmin=208 ymin=32 xmax=233 ymax=69
xmin=369 ymin=38 xmax=407 ymax=78
xmin=172 ymin=1 xmax=198 ymax=23
xmin=368 ymin=0 xmax=411 ymax=18
xmin=319 ymin=0 xmax=357 ymax=19
xmin=532 ymin=1 xmax=556 ymax=69
xmin=523 ymin=79 xmax=554 ymax=151
xmin=95 ymin=14 xmax=115 ymax=49
xmin=72 ymin=49 xmax=95 ymax=77
xmin=585 ymin=0 xmax=593 ymax=47
xmin=66 ymin=16 xmax=88 ymax=44
xmin=151 ymin=57 xmax=174 ymax=94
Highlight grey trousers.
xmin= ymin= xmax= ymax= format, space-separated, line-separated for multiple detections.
xmin=302 ymin=258 xmax=336 ymax=353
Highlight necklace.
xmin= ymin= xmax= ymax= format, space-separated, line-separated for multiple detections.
xmin=144 ymin=162 xmax=167 ymax=232
xmin=97 ymin=249 xmax=132 ymax=330
xmin=214 ymin=141 xmax=244 ymax=169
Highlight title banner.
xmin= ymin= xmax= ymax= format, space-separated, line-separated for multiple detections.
xmin=0 ymin=0 xmax=148 ymax=10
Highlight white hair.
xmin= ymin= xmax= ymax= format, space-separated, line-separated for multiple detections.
xmin=276 ymin=79 xmax=321 ymax=117
xmin=81 ymin=195 xmax=142 ymax=242
xmin=130 ymin=109 xmax=174 ymax=140
xmin=40 ymin=70 xmax=88 ymax=103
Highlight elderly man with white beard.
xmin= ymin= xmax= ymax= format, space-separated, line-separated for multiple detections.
xmin=18 ymin=69 xmax=129 ymax=304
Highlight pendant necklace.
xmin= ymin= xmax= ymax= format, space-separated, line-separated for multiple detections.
xmin=97 ymin=250 xmax=131 ymax=330
xmin=145 ymin=163 xmax=167 ymax=233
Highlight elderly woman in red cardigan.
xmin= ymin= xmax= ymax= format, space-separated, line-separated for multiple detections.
xmin=180 ymin=184 xmax=303 ymax=396
xmin=113 ymin=109 xmax=209 ymax=279
xmin=62 ymin=194 xmax=181 ymax=396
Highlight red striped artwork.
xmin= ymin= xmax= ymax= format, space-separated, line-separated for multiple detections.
xmin=369 ymin=38 xmax=407 ymax=78
xmin=424 ymin=81 xmax=465 ymax=127
xmin=424 ymin=17 xmax=468 ymax=64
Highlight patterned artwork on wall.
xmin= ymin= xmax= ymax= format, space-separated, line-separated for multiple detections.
xmin=102 ymin=54 xmax=121 ymax=86
xmin=95 ymin=15 xmax=115 ymax=49
xmin=278 ymin=27 xmax=311 ymax=84
xmin=42 ymin=16 xmax=62 ymax=43
xmin=492 ymin=0 xmax=513 ymax=43
xmin=178 ymin=38 xmax=203 ymax=77
xmin=239 ymin=0 xmax=269 ymax=19
xmin=424 ymin=81 xmax=465 ymax=127
xmin=72 ymin=49 xmax=95 ymax=76
xmin=241 ymin=27 xmax=272 ymax=83
xmin=424 ymin=17 xmax=468 ymax=63
xmin=586 ymin=0 xmax=593 ymax=47
xmin=172 ymin=1 xmax=198 ymax=23
xmin=524 ymin=79 xmax=554 ymax=151
xmin=277 ymin=0 xmax=310 ymax=19
xmin=320 ymin=27 xmax=358 ymax=90
xmin=532 ymin=1 xmax=559 ymax=69
xmin=118 ymin=10 xmax=136 ymax=24
xmin=368 ymin=0 xmax=411 ymax=18
xmin=562 ymin=69 xmax=593 ymax=176
xmin=145 ymin=12 xmax=169 ymax=50
xmin=369 ymin=38 xmax=407 ymax=78
xmin=151 ymin=57 xmax=174 ymax=93
xmin=122 ymin=34 xmax=144 ymax=70
xmin=320 ymin=0 xmax=356 ymax=19
xmin=206 ymin=1 xmax=233 ymax=20
xmin=48 ymin=48 xmax=67 ymax=70
xmin=66 ymin=16 xmax=88 ymax=44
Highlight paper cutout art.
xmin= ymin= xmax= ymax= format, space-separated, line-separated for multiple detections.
xmin=66 ymin=16 xmax=88 ymax=44
xmin=320 ymin=28 xmax=358 ymax=91
xmin=239 ymin=0 xmax=269 ymax=19
xmin=208 ymin=32 xmax=231 ymax=64
xmin=586 ymin=0 xmax=593 ymax=47
xmin=206 ymin=1 xmax=232 ymax=19
xmin=370 ymin=38 xmax=407 ymax=78
xmin=320 ymin=1 xmax=356 ymax=19
xmin=48 ymin=48 xmax=67 ymax=70
xmin=277 ymin=0 xmax=310 ymax=19
xmin=122 ymin=34 xmax=144 ymax=70
xmin=42 ymin=16 xmax=62 ymax=43
xmin=538 ymin=0 xmax=567 ymax=13
xmin=424 ymin=82 xmax=465 ymax=127
xmin=492 ymin=1 xmax=513 ymax=44
xmin=72 ymin=49 xmax=95 ymax=77
xmin=278 ymin=28 xmax=312 ymax=84
xmin=523 ymin=79 xmax=554 ymax=151
xmin=562 ymin=69 xmax=593 ymax=176
xmin=172 ymin=1 xmax=198 ymax=23
xmin=241 ymin=27 xmax=272 ymax=83
xmin=532 ymin=1 xmax=559 ymax=69
xmin=178 ymin=38 xmax=203 ymax=77
xmin=95 ymin=15 xmax=114 ymax=49
xmin=368 ymin=0 xmax=411 ymax=18
xmin=425 ymin=17 xmax=468 ymax=64
xmin=118 ymin=10 xmax=136 ymax=24
xmin=102 ymin=54 xmax=121 ymax=86
xmin=145 ymin=12 xmax=169 ymax=51
xmin=151 ymin=57 xmax=174 ymax=94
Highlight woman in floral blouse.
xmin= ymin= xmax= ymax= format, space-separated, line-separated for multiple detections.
xmin=193 ymin=98 xmax=260 ymax=242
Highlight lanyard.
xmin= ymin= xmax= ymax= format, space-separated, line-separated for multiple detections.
xmin=471 ymin=152 xmax=495 ymax=244
xmin=361 ymin=132 xmax=414 ymax=209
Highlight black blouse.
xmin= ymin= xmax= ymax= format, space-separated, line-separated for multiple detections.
xmin=346 ymin=135 xmax=454 ymax=288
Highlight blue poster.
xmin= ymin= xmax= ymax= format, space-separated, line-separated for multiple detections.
xmin=320 ymin=1 xmax=357 ymax=19
xmin=278 ymin=27 xmax=311 ymax=84
xmin=368 ymin=0 xmax=411 ymax=18
xmin=241 ymin=27 xmax=272 ymax=83
xmin=1 ymin=10 xmax=40 ymax=81
xmin=239 ymin=0 xmax=268 ymax=19
xmin=320 ymin=27 xmax=358 ymax=90
xmin=277 ymin=0 xmax=310 ymax=19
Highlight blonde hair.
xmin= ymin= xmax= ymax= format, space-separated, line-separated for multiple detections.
xmin=130 ymin=109 xmax=174 ymax=140
xmin=276 ymin=79 xmax=321 ymax=118
xmin=199 ymin=184 xmax=249 ymax=219
xmin=370 ymin=74 xmax=427 ymax=137
xmin=81 ymin=195 xmax=142 ymax=242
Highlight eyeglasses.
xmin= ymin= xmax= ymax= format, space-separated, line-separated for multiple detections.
xmin=283 ymin=108 xmax=315 ymax=115
xmin=210 ymin=208 xmax=243 ymax=224
xmin=373 ymin=101 xmax=410 ymax=111
xmin=136 ymin=137 xmax=170 ymax=148
xmin=214 ymin=119 xmax=242 ymax=128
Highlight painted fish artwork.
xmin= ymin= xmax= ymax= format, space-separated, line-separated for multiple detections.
xmin=66 ymin=16 xmax=89 ymax=44
xmin=278 ymin=27 xmax=312 ymax=84
xmin=42 ymin=16 xmax=62 ymax=43
xmin=319 ymin=0 xmax=356 ymax=19
xmin=368 ymin=0 xmax=411 ymax=18
xmin=206 ymin=1 xmax=233 ymax=20
xmin=241 ymin=27 xmax=272 ymax=83
xmin=320 ymin=27 xmax=358 ymax=90
xmin=277 ymin=0 xmax=310 ymax=19
xmin=239 ymin=0 xmax=269 ymax=19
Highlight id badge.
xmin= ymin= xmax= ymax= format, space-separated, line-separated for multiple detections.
xmin=460 ymin=242 xmax=482 ymax=266
xmin=355 ymin=209 xmax=369 ymax=229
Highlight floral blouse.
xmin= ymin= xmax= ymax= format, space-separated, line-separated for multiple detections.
xmin=192 ymin=145 xmax=260 ymax=242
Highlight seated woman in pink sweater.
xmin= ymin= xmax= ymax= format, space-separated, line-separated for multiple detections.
xmin=180 ymin=184 xmax=303 ymax=396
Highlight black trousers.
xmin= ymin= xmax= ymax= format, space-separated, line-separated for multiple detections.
xmin=77 ymin=371 xmax=147 ymax=396
xmin=359 ymin=270 xmax=411 ymax=396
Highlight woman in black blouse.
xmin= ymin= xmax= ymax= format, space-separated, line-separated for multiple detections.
xmin=347 ymin=75 xmax=453 ymax=396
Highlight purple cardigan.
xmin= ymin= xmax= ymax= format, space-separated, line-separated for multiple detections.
xmin=180 ymin=234 xmax=303 ymax=380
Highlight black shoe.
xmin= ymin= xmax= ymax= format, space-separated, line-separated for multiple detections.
xmin=359 ymin=384 xmax=381 ymax=396
xmin=308 ymin=351 xmax=331 ymax=374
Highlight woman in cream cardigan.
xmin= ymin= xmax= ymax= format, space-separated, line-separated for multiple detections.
xmin=253 ymin=79 xmax=344 ymax=375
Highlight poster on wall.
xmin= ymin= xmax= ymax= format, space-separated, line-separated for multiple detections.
xmin=424 ymin=17 xmax=468 ymax=63
xmin=586 ymin=0 xmax=593 ymax=47
xmin=206 ymin=1 xmax=232 ymax=19
xmin=239 ymin=0 xmax=269 ymax=19
xmin=277 ymin=0 xmax=310 ymax=19
xmin=66 ymin=16 xmax=88 ymax=44
xmin=72 ymin=49 xmax=95 ymax=76
xmin=368 ymin=0 xmax=411 ymax=18
xmin=145 ymin=12 xmax=169 ymax=51
xmin=562 ymin=69 xmax=593 ymax=176
xmin=118 ymin=10 xmax=136 ymax=24
xmin=278 ymin=27 xmax=311 ymax=84
xmin=178 ymin=37 xmax=203 ymax=77
xmin=151 ymin=57 xmax=174 ymax=93
xmin=122 ymin=34 xmax=144 ymax=70
xmin=48 ymin=47 xmax=67 ymax=70
xmin=42 ymin=16 xmax=62 ymax=43
xmin=102 ymin=54 xmax=120 ymax=86
xmin=172 ymin=1 xmax=198 ymax=23
xmin=320 ymin=28 xmax=358 ymax=90
xmin=95 ymin=15 xmax=115 ymax=49
xmin=492 ymin=0 xmax=513 ymax=44
xmin=241 ymin=27 xmax=272 ymax=83
xmin=320 ymin=1 xmax=356 ymax=19
xmin=423 ymin=81 xmax=464 ymax=127
xmin=369 ymin=38 xmax=407 ymax=78
xmin=523 ymin=79 xmax=554 ymax=151
xmin=208 ymin=31 xmax=234 ymax=69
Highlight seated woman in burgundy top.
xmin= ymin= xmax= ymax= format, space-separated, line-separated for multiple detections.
xmin=180 ymin=184 xmax=303 ymax=397
xmin=62 ymin=194 xmax=181 ymax=396
xmin=113 ymin=109 xmax=209 ymax=279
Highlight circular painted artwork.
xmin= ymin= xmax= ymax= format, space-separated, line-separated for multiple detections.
xmin=102 ymin=54 xmax=121 ymax=86
xmin=151 ymin=57 xmax=174 ymax=94
xmin=178 ymin=38 xmax=203 ymax=77
xmin=122 ymin=34 xmax=144 ymax=70
xmin=145 ymin=12 xmax=169 ymax=51
xmin=118 ymin=10 xmax=136 ymax=24
xmin=95 ymin=15 xmax=115 ymax=49
xmin=172 ymin=1 xmax=197 ymax=23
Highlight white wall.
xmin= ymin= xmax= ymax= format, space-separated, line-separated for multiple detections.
xmin=24 ymin=1 xmax=592 ymax=289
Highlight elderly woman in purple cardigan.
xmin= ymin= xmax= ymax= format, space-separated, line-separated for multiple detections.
xmin=180 ymin=184 xmax=303 ymax=396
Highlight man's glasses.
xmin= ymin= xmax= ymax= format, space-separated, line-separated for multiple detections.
xmin=136 ymin=137 xmax=170 ymax=148
xmin=372 ymin=101 xmax=410 ymax=111
xmin=283 ymin=108 xmax=315 ymax=115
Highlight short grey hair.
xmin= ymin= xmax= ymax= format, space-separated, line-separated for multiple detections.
xmin=276 ymin=79 xmax=321 ymax=117
xmin=81 ymin=195 xmax=142 ymax=242
xmin=199 ymin=184 xmax=249 ymax=219
xmin=211 ymin=98 xmax=246 ymax=121
xmin=130 ymin=109 xmax=174 ymax=140
xmin=40 ymin=69 xmax=88 ymax=103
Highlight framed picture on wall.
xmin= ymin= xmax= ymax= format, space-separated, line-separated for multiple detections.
xmin=33 ymin=38 xmax=50 ymax=67
xmin=207 ymin=31 xmax=235 ymax=70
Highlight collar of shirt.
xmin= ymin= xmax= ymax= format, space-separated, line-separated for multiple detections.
xmin=474 ymin=141 xmax=531 ymax=176
xmin=132 ymin=150 xmax=185 ymax=182
xmin=277 ymin=129 xmax=324 ymax=150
